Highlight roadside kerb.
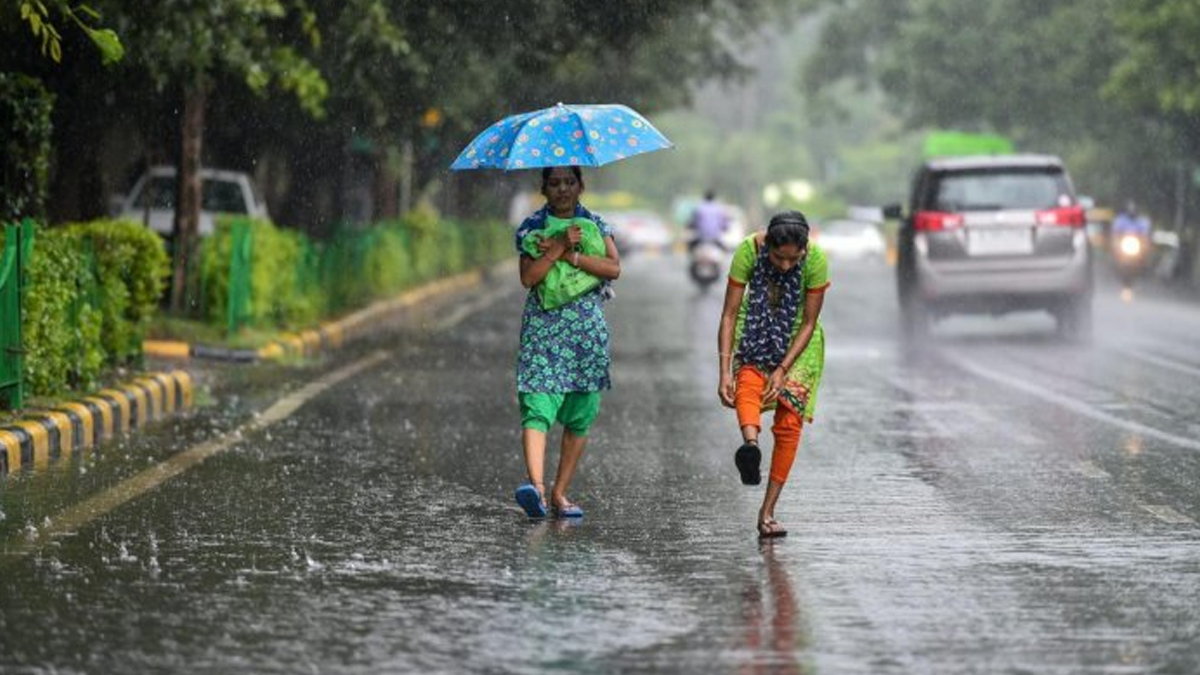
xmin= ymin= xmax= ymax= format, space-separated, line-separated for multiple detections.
xmin=0 ymin=371 xmax=193 ymax=477
xmin=144 ymin=266 xmax=494 ymax=362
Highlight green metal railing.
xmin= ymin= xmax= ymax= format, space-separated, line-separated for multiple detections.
xmin=1 ymin=219 xmax=34 ymax=409
xmin=226 ymin=218 xmax=253 ymax=336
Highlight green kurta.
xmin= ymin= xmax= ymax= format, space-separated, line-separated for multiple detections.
xmin=729 ymin=234 xmax=830 ymax=422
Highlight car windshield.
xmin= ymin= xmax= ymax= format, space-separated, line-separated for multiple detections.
xmin=933 ymin=170 xmax=1065 ymax=211
xmin=132 ymin=175 xmax=249 ymax=214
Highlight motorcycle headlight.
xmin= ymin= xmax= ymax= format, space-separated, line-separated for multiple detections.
xmin=1119 ymin=235 xmax=1142 ymax=256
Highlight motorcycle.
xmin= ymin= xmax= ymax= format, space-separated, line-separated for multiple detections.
xmin=1112 ymin=232 xmax=1150 ymax=288
xmin=689 ymin=240 xmax=725 ymax=292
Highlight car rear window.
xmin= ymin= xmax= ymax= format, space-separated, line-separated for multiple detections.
xmin=931 ymin=169 xmax=1068 ymax=211
xmin=132 ymin=176 xmax=248 ymax=214
xmin=203 ymin=181 xmax=248 ymax=214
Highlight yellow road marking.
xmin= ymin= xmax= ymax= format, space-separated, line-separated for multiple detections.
xmin=1 ymin=350 xmax=391 ymax=561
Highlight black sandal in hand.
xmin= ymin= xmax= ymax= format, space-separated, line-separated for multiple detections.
xmin=735 ymin=441 xmax=761 ymax=485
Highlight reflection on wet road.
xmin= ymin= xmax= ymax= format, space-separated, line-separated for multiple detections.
xmin=1 ymin=256 xmax=1199 ymax=673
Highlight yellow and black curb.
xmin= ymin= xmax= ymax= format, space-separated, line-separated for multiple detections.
xmin=143 ymin=268 xmax=488 ymax=363
xmin=0 ymin=371 xmax=193 ymax=477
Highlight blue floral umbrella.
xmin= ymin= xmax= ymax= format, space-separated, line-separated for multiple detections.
xmin=450 ymin=103 xmax=674 ymax=171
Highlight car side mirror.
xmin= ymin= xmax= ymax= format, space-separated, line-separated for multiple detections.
xmin=882 ymin=203 xmax=903 ymax=220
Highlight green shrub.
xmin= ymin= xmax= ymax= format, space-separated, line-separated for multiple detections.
xmin=70 ymin=220 xmax=171 ymax=364
xmin=362 ymin=226 xmax=414 ymax=298
xmin=22 ymin=229 xmax=80 ymax=395
xmin=0 ymin=73 xmax=54 ymax=221
xmin=18 ymin=220 xmax=160 ymax=398
xmin=200 ymin=217 xmax=326 ymax=330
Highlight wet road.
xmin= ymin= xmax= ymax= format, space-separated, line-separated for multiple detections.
xmin=2 ymin=253 xmax=1199 ymax=674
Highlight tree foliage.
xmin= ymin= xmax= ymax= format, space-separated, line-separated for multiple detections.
xmin=801 ymin=0 xmax=1200 ymax=223
xmin=18 ymin=1 xmax=124 ymax=65
xmin=0 ymin=73 xmax=54 ymax=221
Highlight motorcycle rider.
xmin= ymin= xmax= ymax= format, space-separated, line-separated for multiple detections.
xmin=1112 ymin=200 xmax=1151 ymax=240
xmin=1110 ymin=200 xmax=1152 ymax=289
xmin=688 ymin=189 xmax=731 ymax=252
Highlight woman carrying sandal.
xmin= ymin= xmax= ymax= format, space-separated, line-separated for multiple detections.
xmin=717 ymin=211 xmax=829 ymax=538
xmin=512 ymin=166 xmax=621 ymax=519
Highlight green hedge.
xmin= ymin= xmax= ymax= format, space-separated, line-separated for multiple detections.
xmin=16 ymin=220 xmax=169 ymax=397
xmin=72 ymin=220 xmax=172 ymax=364
xmin=199 ymin=217 xmax=326 ymax=328
xmin=5 ymin=211 xmax=510 ymax=406
xmin=199 ymin=213 xmax=513 ymax=332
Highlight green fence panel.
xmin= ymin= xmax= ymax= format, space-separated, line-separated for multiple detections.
xmin=0 ymin=220 xmax=33 ymax=409
xmin=226 ymin=218 xmax=253 ymax=336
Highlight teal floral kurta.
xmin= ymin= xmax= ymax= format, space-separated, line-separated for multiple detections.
xmin=515 ymin=204 xmax=613 ymax=393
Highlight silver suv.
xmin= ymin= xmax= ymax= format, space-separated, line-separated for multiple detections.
xmin=889 ymin=155 xmax=1093 ymax=339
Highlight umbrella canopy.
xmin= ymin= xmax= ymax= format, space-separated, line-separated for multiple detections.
xmin=450 ymin=103 xmax=673 ymax=171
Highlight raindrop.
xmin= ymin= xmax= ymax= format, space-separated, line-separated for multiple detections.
xmin=117 ymin=542 xmax=136 ymax=563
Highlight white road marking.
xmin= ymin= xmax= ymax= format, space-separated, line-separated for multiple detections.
xmin=2 ymin=350 xmax=391 ymax=560
xmin=1118 ymin=347 xmax=1200 ymax=379
xmin=429 ymin=284 xmax=512 ymax=332
xmin=944 ymin=352 xmax=1200 ymax=452
xmin=1136 ymin=502 xmax=1197 ymax=525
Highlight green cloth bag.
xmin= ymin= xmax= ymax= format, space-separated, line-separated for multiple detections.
xmin=521 ymin=216 xmax=606 ymax=310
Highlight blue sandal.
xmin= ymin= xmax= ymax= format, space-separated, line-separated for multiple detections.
xmin=514 ymin=483 xmax=547 ymax=518
xmin=551 ymin=501 xmax=584 ymax=519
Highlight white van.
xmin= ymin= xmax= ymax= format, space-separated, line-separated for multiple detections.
xmin=113 ymin=166 xmax=269 ymax=237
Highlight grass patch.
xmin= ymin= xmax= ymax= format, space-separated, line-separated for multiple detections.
xmin=147 ymin=315 xmax=292 ymax=351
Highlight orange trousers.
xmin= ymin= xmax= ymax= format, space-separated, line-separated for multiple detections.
xmin=735 ymin=366 xmax=804 ymax=485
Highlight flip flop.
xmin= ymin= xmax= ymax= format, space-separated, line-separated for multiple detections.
xmin=757 ymin=518 xmax=788 ymax=539
xmin=551 ymin=502 xmax=584 ymax=519
xmin=514 ymin=483 xmax=547 ymax=518
xmin=735 ymin=442 xmax=762 ymax=485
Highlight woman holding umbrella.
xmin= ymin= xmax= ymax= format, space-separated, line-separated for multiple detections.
xmin=450 ymin=103 xmax=671 ymax=518
xmin=512 ymin=165 xmax=621 ymax=518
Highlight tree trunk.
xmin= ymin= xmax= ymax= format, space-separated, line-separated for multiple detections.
xmin=170 ymin=82 xmax=207 ymax=314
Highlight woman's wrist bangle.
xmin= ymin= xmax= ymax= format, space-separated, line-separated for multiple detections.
xmin=573 ymin=251 xmax=580 ymax=266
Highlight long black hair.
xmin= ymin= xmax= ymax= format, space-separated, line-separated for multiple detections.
xmin=541 ymin=165 xmax=583 ymax=191
xmin=765 ymin=210 xmax=810 ymax=249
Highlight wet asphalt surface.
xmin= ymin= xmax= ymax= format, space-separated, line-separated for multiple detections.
xmin=2 ymin=253 xmax=1199 ymax=674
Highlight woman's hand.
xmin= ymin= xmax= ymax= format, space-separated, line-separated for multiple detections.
xmin=538 ymin=235 xmax=569 ymax=261
xmin=761 ymin=367 xmax=786 ymax=405
xmin=718 ymin=371 xmax=736 ymax=408
xmin=564 ymin=225 xmax=582 ymax=249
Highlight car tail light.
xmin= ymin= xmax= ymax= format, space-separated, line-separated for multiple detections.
xmin=914 ymin=211 xmax=964 ymax=231
xmin=1035 ymin=206 xmax=1085 ymax=227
